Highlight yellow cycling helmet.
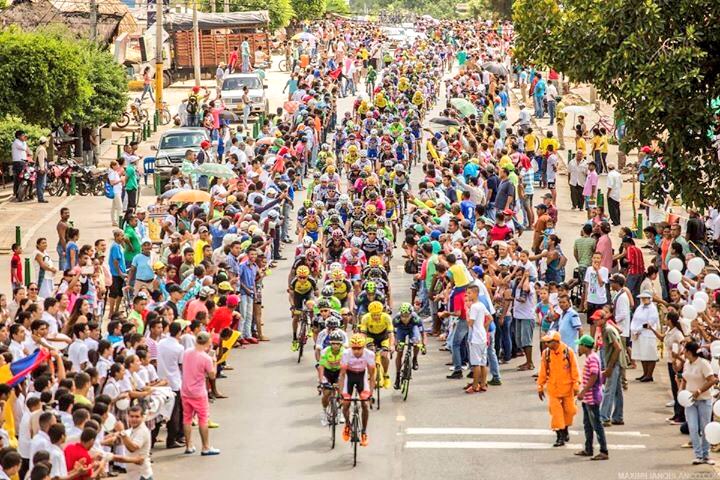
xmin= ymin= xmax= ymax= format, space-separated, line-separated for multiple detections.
xmin=368 ymin=301 xmax=383 ymax=314
xmin=331 ymin=269 xmax=345 ymax=280
xmin=348 ymin=145 xmax=359 ymax=153
xmin=350 ymin=333 xmax=366 ymax=348
xmin=326 ymin=164 xmax=336 ymax=174
xmin=366 ymin=204 xmax=377 ymax=214
xmin=296 ymin=266 xmax=310 ymax=277
xmin=368 ymin=256 xmax=382 ymax=267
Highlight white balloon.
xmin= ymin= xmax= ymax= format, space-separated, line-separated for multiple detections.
xmin=705 ymin=422 xmax=720 ymax=445
xmin=680 ymin=318 xmax=692 ymax=333
xmin=115 ymin=398 xmax=130 ymax=411
xmin=688 ymin=257 xmax=706 ymax=275
xmin=712 ymin=341 xmax=720 ymax=358
xmin=713 ymin=358 xmax=720 ymax=375
xmin=668 ymin=270 xmax=682 ymax=285
xmin=706 ymin=273 xmax=720 ymax=290
xmin=693 ymin=298 xmax=708 ymax=313
xmin=682 ymin=305 xmax=698 ymax=320
xmin=677 ymin=281 xmax=688 ymax=294
xmin=668 ymin=258 xmax=684 ymax=272
xmin=678 ymin=390 xmax=695 ymax=408
xmin=695 ymin=291 xmax=710 ymax=304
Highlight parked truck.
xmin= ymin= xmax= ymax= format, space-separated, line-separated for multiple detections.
xmin=138 ymin=10 xmax=272 ymax=86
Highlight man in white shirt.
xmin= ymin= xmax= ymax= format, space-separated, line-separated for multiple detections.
xmin=118 ymin=406 xmax=153 ymax=480
xmin=583 ymin=252 xmax=609 ymax=335
xmin=18 ymin=397 xmax=41 ymax=474
xmin=29 ymin=412 xmax=56 ymax=468
xmin=466 ymin=285 xmax=492 ymax=393
xmin=545 ymin=82 xmax=558 ymax=125
xmin=68 ymin=323 xmax=90 ymax=372
xmin=47 ymin=423 xmax=69 ymax=478
xmin=9 ymin=324 xmax=27 ymax=361
xmin=157 ymin=322 xmax=185 ymax=448
xmin=107 ymin=160 xmax=124 ymax=227
xmin=606 ymin=163 xmax=623 ymax=226
xmin=12 ymin=130 xmax=29 ymax=199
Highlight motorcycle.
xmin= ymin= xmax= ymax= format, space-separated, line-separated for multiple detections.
xmin=16 ymin=163 xmax=36 ymax=202
xmin=115 ymin=98 xmax=149 ymax=128
xmin=45 ymin=159 xmax=77 ymax=197
xmin=75 ymin=165 xmax=106 ymax=196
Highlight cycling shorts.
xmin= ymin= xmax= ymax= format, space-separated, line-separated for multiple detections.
xmin=342 ymin=370 xmax=371 ymax=400
xmin=293 ymin=291 xmax=312 ymax=311
xmin=395 ymin=325 xmax=421 ymax=345
xmin=366 ymin=331 xmax=390 ymax=350
xmin=323 ymin=369 xmax=340 ymax=385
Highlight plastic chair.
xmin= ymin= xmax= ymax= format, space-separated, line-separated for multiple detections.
xmin=143 ymin=157 xmax=155 ymax=185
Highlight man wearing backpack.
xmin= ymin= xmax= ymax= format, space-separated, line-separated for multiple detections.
xmin=537 ymin=331 xmax=580 ymax=447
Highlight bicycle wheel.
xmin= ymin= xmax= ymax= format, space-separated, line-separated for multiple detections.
xmin=160 ymin=109 xmax=172 ymax=126
xmin=115 ymin=112 xmax=130 ymax=129
xmin=352 ymin=411 xmax=359 ymax=467
xmin=45 ymin=179 xmax=60 ymax=197
xmin=297 ymin=321 xmax=306 ymax=363
xmin=401 ymin=351 xmax=412 ymax=401
xmin=375 ymin=364 xmax=382 ymax=410
xmin=329 ymin=398 xmax=337 ymax=449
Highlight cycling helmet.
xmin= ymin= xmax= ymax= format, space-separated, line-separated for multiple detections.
xmin=317 ymin=298 xmax=331 ymax=310
xmin=369 ymin=256 xmax=382 ymax=267
xmin=321 ymin=286 xmax=335 ymax=297
xmin=352 ymin=199 xmax=363 ymax=207
xmin=366 ymin=204 xmax=377 ymax=214
xmin=329 ymin=214 xmax=341 ymax=224
xmin=350 ymin=333 xmax=365 ymax=348
xmin=331 ymin=269 xmax=345 ymax=280
xmin=339 ymin=194 xmax=350 ymax=203
xmin=365 ymin=281 xmax=376 ymax=292
xmin=351 ymin=238 xmax=363 ymax=247
xmin=331 ymin=229 xmax=343 ymax=240
xmin=313 ymin=201 xmax=324 ymax=209
xmin=368 ymin=301 xmax=383 ymax=314
xmin=327 ymin=208 xmax=338 ymax=216
xmin=329 ymin=262 xmax=342 ymax=272
xmin=399 ymin=303 xmax=412 ymax=315
xmin=306 ymin=208 xmax=317 ymax=215
xmin=302 ymin=236 xmax=313 ymax=247
xmin=303 ymin=199 xmax=312 ymax=207
xmin=326 ymin=317 xmax=339 ymax=329
xmin=321 ymin=143 xmax=331 ymax=151
xmin=352 ymin=220 xmax=364 ymax=230
xmin=329 ymin=330 xmax=344 ymax=343
xmin=296 ymin=266 xmax=310 ymax=277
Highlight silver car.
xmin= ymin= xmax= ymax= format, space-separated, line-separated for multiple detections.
xmin=221 ymin=73 xmax=269 ymax=116
xmin=151 ymin=127 xmax=211 ymax=174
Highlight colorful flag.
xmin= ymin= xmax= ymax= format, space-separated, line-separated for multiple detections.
xmin=0 ymin=349 xmax=51 ymax=386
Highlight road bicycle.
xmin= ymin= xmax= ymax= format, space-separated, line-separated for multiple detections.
xmin=347 ymin=386 xmax=371 ymax=467
xmin=322 ymin=383 xmax=340 ymax=449
xmin=294 ymin=307 xmax=312 ymax=363
xmin=589 ymin=114 xmax=618 ymax=142
xmin=366 ymin=343 xmax=387 ymax=410
xmin=397 ymin=340 xmax=419 ymax=401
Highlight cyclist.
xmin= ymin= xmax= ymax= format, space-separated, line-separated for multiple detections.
xmin=325 ymin=269 xmax=354 ymax=311
xmin=317 ymin=330 xmax=346 ymax=426
xmin=355 ymin=281 xmax=386 ymax=317
xmin=316 ymin=285 xmax=342 ymax=313
xmin=315 ymin=314 xmax=347 ymax=361
xmin=359 ymin=301 xmax=395 ymax=389
xmin=288 ymin=265 xmax=318 ymax=351
xmin=392 ymin=303 xmax=427 ymax=389
xmin=339 ymin=333 xmax=376 ymax=447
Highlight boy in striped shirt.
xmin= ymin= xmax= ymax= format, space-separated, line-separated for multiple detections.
xmin=575 ymin=334 xmax=609 ymax=460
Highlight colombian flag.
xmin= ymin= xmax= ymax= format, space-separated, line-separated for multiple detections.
xmin=0 ymin=349 xmax=51 ymax=386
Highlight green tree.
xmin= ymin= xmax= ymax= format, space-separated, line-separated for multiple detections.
xmin=326 ymin=0 xmax=350 ymax=15
xmin=73 ymin=44 xmax=128 ymax=126
xmin=0 ymin=117 xmax=49 ymax=164
xmin=291 ymin=0 xmax=325 ymax=21
xmin=0 ymin=28 xmax=92 ymax=127
xmin=214 ymin=0 xmax=295 ymax=30
xmin=513 ymin=0 xmax=720 ymax=209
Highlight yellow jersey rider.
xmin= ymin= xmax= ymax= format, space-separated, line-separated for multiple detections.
xmin=359 ymin=301 xmax=395 ymax=389
xmin=288 ymin=265 xmax=318 ymax=351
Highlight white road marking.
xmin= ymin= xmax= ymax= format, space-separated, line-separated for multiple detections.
xmin=405 ymin=427 xmax=649 ymax=437
xmin=405 ymin=441 xmax=646 ymax=450
xmin=396 ymin=415 xmax=406 ymax=422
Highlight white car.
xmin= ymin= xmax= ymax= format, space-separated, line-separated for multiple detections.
xmin=221 ymin=73 xmax=269 ymax=117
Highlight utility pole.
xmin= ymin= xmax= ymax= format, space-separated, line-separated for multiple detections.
xmin=155 ymin=0 xmax=164 ymax=112
xmin=211 ymin=0 xmax=216 ymax=13
xmin=192 ymin=0 xmax=201 ymax=86
xmin=89 ymin=0 xmax=97 ymax=42
xmin=224 ymin=0 xmax=229 ymax=13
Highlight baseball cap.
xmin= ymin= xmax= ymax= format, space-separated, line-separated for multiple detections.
xmin=541 ymin=331 xmax=561 ymax=342
xmin=576 ymin=334 xmax=595 ymax=348
xmin=227 ymin=294 xmax=239 ymax=308
xmin=502 ymin=208 xmax=514 ymax=216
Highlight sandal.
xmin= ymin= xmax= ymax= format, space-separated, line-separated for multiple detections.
xmin=465 ymin=385 xmax=482 ymax=394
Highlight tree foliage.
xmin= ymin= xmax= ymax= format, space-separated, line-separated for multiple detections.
xmin=216 ymin=0 xmax=294 ymax=30
xmin=73 ymin=43 xmax=128 ymax=126
xmin=0 ymin=28 xmax=92 ymax=127
xmin=513 ymin=0 xmax=720 ymax=209
xmin=325 ymin=0 xmax=350 ymax=15
xmin=291 ymin=0 xmax=325 ymax=21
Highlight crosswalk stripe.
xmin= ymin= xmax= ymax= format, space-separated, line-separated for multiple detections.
xmin=405 ymin=441 xmax=646 ymax=450
xmin=405 ymin=427 xmax=649 ymax=437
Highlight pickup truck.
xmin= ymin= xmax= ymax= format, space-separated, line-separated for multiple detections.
xmin=221 ymin=73 xmax=269 ymax=117
xmin=150 ymin=127 xmax=212 ymax=174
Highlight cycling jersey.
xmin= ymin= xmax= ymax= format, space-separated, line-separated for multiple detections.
xmin=290 ymin=276 xmax=317 ymax=295
xmin=319 ymin=345 xmax=345 ymax=371
xmin=392 ymin=312 xmax=423 ymax=329
xmin=327 ymin=279 xmax=352 ymax=301
xmin=359 ymin=312 xmax=394 ymax=335
xmin=341 ymin=348 xmax=375 ymax=373
xmin=316 ymin=329 xmax=349 ymax=351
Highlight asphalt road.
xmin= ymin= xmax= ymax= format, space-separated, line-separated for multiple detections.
xmin=0 ymin=57 xmax=711 ymax=479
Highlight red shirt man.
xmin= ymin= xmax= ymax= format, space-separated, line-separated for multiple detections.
xmin=64 ymin=429 xmax=96 ymax=480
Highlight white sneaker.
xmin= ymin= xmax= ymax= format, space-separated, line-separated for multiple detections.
xmin=461 ymin=364 xmax=469 ymax=371
xmin=665 ymin=400 xmax=674 ymax=407
xmin=692 ymin=458 xmax=704 ymax=465
xmin=320 ymin=412 xmax=328 ymax=427
xmin=704 ymin=459 xmax=716 ymax=465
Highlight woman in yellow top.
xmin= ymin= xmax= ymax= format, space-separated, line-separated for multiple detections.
xmin=575 ymin=128 xmax=587 ymax=156
xmin=590 ymin=127 xmax=609 ymax=173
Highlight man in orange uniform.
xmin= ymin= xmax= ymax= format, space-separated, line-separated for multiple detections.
xmin=536 ymin=331 xmax=580 ymax=447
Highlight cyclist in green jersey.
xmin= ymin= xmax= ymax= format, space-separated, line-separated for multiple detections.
xmin=318 ymin=331 xmax=346 ymax=425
